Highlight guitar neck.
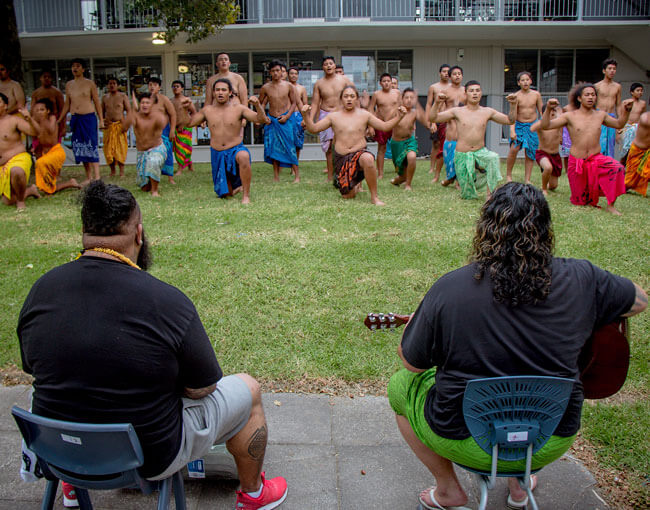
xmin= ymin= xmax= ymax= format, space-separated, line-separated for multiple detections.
xmin=364 ymin=313 xmax=410 ymax=331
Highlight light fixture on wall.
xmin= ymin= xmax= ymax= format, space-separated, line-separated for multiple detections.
xmin=504 ymin=65 xmax=511 ymax=72
xmin=178 ymin=64 xmax=189 ymax=73
xmin=152 ymin=32 xmax=166 ymax=45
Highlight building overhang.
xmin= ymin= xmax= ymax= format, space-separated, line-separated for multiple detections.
xmin=19 ymin=21 xmax=650 ymax=69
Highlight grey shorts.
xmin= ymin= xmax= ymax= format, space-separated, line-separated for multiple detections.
xmin=148 ymin=375 xmax=252 ymax=480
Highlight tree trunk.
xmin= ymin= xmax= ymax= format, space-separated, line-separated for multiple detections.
xmin=0 ymin=0 xmax=24 ymax=83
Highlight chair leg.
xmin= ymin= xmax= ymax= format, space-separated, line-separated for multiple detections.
xmin=40 ymin=480 xmax=57 ymax=510
xmin=172 ymin=471 xmax=187 ymax=510
xmin=157 ymin=477 xmax=172 ymax=510
xmin=527 ymin=487 xmax=539 ymax=510
xmin=477 ymin=474 xmax=489 ymax=510
xmin=76 ymin=488 xmax=93 ymax=510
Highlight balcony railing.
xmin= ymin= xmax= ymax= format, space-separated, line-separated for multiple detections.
xmin=15 ymin=0 xmax=650 ymax=34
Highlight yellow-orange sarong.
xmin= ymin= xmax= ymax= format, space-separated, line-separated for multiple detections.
xmin=0 ymin=152 xmax=32 ymax=199
xmin=35 ymin=144 xmax=66 ymax=194
xmin=625 ymin=142 xmax=650 ymax=196
xmin=103 ymin=121 xmax=127 ymax=165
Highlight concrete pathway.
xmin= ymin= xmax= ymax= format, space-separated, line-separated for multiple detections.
xmin=0 ymin=385 xmax=608 ymax=509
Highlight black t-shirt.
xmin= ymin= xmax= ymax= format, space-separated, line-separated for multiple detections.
xmin=17 ymin=257 xmax=222 ymax=478
xmin=401 ymin=258 xmax=635 ymax=440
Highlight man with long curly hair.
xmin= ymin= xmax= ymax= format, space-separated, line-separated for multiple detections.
xmin=388 ymin=183 xmax=647 ymax=510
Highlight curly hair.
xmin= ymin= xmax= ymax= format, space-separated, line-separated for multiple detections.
xmin=81 ymin=181 xmax=138 ymax=236
xmin=471 ymin=183 xmax=554 ymax=306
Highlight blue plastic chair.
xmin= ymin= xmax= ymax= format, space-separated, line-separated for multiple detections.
xmin=457 ymin=376 xmax=574 ymax=510
xmin=12 ymin=406 xmax=186 ymax=510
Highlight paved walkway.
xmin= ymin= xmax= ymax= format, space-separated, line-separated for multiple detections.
xmin=0 ymin=385 xmax=608 ymax=509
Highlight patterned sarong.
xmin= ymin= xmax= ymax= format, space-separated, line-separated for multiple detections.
xmin=334 ymin=149 xmax=372 ymax=195
xmin=535 ymin=150 xmax=562 ymax=177
xmin=567 ymin=153 xmax=625 ymax=206
xmin=174 ymin=126 xmax=193 ymax=170
xmin=432 ymin=123 xmax=447 ymax=158
xmin=318 ymin=109 xmax=334 ymax=153
xmin=70 ymin=113 xmax=99 ymax=163
xmin=0 ymin=152 xmax=32 ymax=199
xmin=136 ymin=142 xmax=167 ymax=188
xmin=621 ymin=123 xmax=638 ymax=154
xmin=559 ymin=127 xmax=572 ymax=158
xmin=624 ymin=142 xmax=650 ymax=196
xmin=35 ymin=144 xmax=66 ymax=194
xmin=264 ymin=112 xmax=299 ymax=168
xmin=443 ymin=140 xmax=457 ymax=179
xmin=599 ymin=113 xmax=616 ymax=157
xmin=102 ymin=121 xmax=127 ymax=165
xmin=291 ymin=111 xmax=304 ymax=150
xmin=454 ymin=147 xmax=502 ymax=199
xmin=511 ymin=120 xmax=538 ymax=160
xmin=390 ymin=136 xmax=418 ymax=176
xmin=161 ymin=124 xmax=174 ymax=176
xmin=374 ymin=129 xmax=392 ymax=146
xmin=211 ymin=144 xmax=248 ymax=198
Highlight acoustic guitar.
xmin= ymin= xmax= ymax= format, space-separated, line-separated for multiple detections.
xmin=363 ymin=313 xmax=629 ymax=399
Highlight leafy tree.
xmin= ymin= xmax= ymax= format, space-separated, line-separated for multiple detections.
xmin=0 ymin=0 xmax=23 ymax=82
xmin=133 ymin=0 xmax=240 ymax=44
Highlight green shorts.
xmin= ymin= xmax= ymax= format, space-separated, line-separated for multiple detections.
xmin=387 ymin=368 xmax=576 ymax=473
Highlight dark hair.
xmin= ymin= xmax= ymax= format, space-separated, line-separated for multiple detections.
xmin=269 ymin=60 xmax=284 ymax=71
xmin=439 ymin=64 xmax=450 ymax=72
xmin=630 ymin=82 xmax=644 ymax=92
xmin=602 ymin=58 xmax=617 ymax=70
xmin=402 ymin=87 xmax=415 ymax=96
xmin=40 ymin=70 xmax=53 ymax=77
xmin=340 ymin=85 xmax=359 ymax=98
xmin=171 ymin=80 xmax=184 ymax=88
xmin=449 ymin=65 xmax=463 ymax=75
xmin=107 ymin=76 xmax=118 ymax=83
xmin=81 ymin=181 xmax=139 ymax=236
xmin=465 ymin=80 xmax=481 ymax=89
xmin=471 ymin=183 xmax=554 ymax=306
xmin=572 ymin=83 xmax=596 ymax=109
xmin=517 ymin=71 xmax=532 ymax=82
xmin=214 ymin=78 xmax=233 ymax=92
xmin=335 ymin=64 xmax=344 ymax=70
xmin=71 ymin=58 xmax=86 ymax=68
xmin=322 ymin=56 xmax=335 ymax=65
xmin=35 ymin=98 xmax=54 ymax=112
xmin=0 ymin=92 xmax=8 ymax=105
xmin=379 ymin=73 xmax=392 ymax=82
xmin=139 ymin=92 xmax=152 ymax=101
xmin=148 ymin=76 xmax=162 ymax=86
xmin=289 ymin=67 xmax=299 ymax=73
xmin=216 ymin=52 xmax=229 ymax=60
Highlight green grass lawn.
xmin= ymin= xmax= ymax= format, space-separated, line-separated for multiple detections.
xmin=1 ymin=158 xmax=648 ymax=503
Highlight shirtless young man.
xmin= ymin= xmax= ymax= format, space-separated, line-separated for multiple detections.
xmin=31 ymin=98 xmax=80 ymax=195
xmin=620 ymin=83 xmax=647 ymax=157
xmin=259 ymin=60 xmax=299 ymax=182
xmin=185 ymin=78 xmax=267 ymax=204
xmin=31 ymin=70 xmax=64 ymax=140
xmin=540 ymin=84 xmax=633 ymax=215
xmin=0 ymin=94 xmax=40 ymax=209
xmin=205 ymin=53 xmax=248 ymax=107
xmin=389 ymin=88 xmax=428 ymax=190
xmin=531 ymin=104 xmax=563 ymax=195
xmin=171 ymin=80 xmax=196 ymax=175
xmin=303 ymin=85 xmax=406 ymax=206
xmin=624 ymin=111 xmax=650 ymax=196
xmin=436 ymin=65 xmax=466 ymax=188
xmin=431 ymin=82 xmax=517 ymax=200
xmin=311 ymin=56 xmax=354 ymax=181
xmin=335 ymin=65 xmax=345 ymax=76
xmin=368 ymin=73 xmax=401 ymax=179
xmin=58 ymin=58 xmax=104 ymax=184
xmin=124 ymin=92 xmax=167 ymax=197
xmin=101 ymin=78 xmax=130 ymax=177
xmin=0 ymin=62 xmax=26 ymax=114
xmin=595 ymin=58 xmax=621 ymax=157
xmin=147 ymin=77 xmax=176 ymax=183
xmin=505 ymin=71 xmax=543 ymax=184
xmin=425 ymin=64 xmax=451 ymax=180
xmin=288 ymin=67 xmax=308 ymax=161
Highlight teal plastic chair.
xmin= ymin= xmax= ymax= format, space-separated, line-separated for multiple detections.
xmin=12 ymin=406 xmax=186 ymax=510
xmin=457 ymin=376 xmax=574 ymax=510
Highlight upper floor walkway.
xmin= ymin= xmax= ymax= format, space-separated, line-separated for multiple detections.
xmin=15 ymin=0 xmax=650 ymax=34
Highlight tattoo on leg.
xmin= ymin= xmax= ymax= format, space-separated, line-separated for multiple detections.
xmin=247 ymin=425 xmax=267 ymax=460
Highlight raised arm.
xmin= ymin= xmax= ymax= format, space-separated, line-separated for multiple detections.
xmin=540 ymin=99 xmax=569 ymax=130
xmin=243 ymin=96 xmax=269 ymax=124
xmin=415 ymin=101 xmax=429 ymax=126
xmin=183 ymin=99 xmax=207 ymax=128
xmin=301 ymin=103 xmax=331 ymax=133
xmin=489 ymin=93 xmax=518 ymax=125
xmin=16 ymin=107 xmax=39 ymax=137
xmin=429 ymin=93 xmax=455 ymax=123
xmin=368 ymin=106 xmax=407 ymax=132
xmin=605 ymin=99 xmax=633 ymax=129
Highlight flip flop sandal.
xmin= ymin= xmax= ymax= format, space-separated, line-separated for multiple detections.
xmin=417 ymin=487 xmax=472 ymax=510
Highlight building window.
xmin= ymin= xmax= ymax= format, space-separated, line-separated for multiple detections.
xmin=378 ymin=49 xmax=413 ymax=89
xmin=93 ymin=57 xmax=128 ymax=95
xmin=341 ymin=51 xmax=376 ymax=94
xmin=128 ymin=56 xmax=162 ymax=95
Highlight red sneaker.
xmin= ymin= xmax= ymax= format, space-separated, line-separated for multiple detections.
xmin=61 ymin=481 xmax=79 ymax=508
xmin=235 ymin=472 xmax=288 ymax=510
